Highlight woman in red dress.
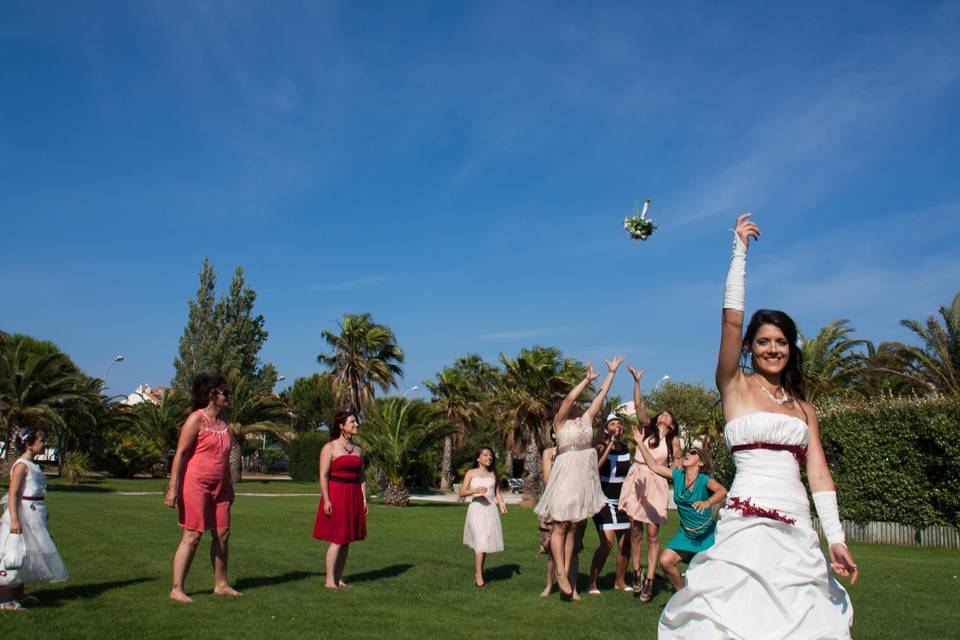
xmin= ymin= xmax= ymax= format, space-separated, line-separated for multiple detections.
xmin=164 ymin=374 xmax=239 ymax=603
xmin=313 ymin=411 xmax=367 ymax=589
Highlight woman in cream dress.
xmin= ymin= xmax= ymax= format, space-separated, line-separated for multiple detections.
xmin=535 ymin=356 xmax=623 ymax=598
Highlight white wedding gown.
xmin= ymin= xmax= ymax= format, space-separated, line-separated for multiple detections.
xmin=660 ymin=412 xmax=853 ymax=639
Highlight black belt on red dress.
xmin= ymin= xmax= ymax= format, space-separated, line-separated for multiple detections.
xmin=329 ymin=476 xmax=361 ymax=484
xmin=729 ymin=442 xmax=806 ymax=464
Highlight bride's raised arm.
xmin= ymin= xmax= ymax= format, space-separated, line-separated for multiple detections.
xmin=716 ymin=213 xmax=760 ymax=401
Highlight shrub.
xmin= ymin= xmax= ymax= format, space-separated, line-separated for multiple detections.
xmin=287 ymin=432 xmax=328 ymax=482
xmin=709 ymin=396 xmax=960 ymax=528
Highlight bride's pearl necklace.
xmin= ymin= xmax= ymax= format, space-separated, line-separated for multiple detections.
xmin=757 ymin=379 xmax=791 ymax=406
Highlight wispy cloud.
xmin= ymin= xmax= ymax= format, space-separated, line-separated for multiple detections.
xmin=313 ymin=275 xmax=389 ymax=292
xmin=670 ymin=12 xmax=960 ymax=226
xmin=476 ymin=326 xmax=570 ymax=340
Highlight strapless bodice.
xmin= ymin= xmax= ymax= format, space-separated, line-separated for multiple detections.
xmin=723 ymin=412 xmax=812 ymax=527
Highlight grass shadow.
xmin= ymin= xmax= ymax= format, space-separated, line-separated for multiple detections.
xmin=344 ymin=563 xmax=414 ymax=583
xmin=233 ymin=571 xmax=322 ymax=591
xmin=32 ymin=577 xmax=157 ymax=607
xmin=485 ymin=563 xmax=521 ymax=582
xmin=46 ymin=484 xmax=116 ymax=494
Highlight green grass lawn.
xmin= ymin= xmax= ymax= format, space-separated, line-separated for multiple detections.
xmin=2 ymin=481 xmax=959 ymax=639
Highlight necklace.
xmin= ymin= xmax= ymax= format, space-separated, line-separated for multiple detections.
xmin=339 ymin=436 xmax=355 ymax=455
xmin=755 ymin=377 xmax=791 ymax=406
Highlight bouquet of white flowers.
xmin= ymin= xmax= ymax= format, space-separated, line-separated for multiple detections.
xmin=624 ymin=198 xmax=657 ymax=241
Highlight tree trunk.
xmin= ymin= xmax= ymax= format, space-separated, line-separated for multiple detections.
xmin=383 ymin=482 xmax=410 ymax=506
xmin=521 ymin=427 xmax=542 ymax=508
xmin=504 ymin=450 xmax=514 ymax=477
xmin=230 ymin=438 xmax=242 ymax=484
xmin=440 ymin=436 xmax=453 ymax=491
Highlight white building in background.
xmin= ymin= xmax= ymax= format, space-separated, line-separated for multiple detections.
xmin=120 ymin=384 xmax=172 ymax=406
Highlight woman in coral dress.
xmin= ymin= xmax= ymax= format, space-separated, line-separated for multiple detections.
xmin=658 ymin=214 xmax=857 ymax=639
xmin=164 ymin=374 xmax=239 ymax=604
xmin=535 ymin=356 xmax=623 ymax=598
xmin=313 ymin=412 xmax=367 ymax=589
xmin=619 ymin=366 xmax=681 ymax=601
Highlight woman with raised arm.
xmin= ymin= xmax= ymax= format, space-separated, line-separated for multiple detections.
xmin=586 ymin=415 xmax=633 ymax=595
xmin=534 ymin=357 xmax=623 ymax=599
xmin=659 ymin=214 xmax=856 ymax=639
xmin=634 ymin=438 xmax=726 ymax=593
xmin=618 ymin=366 xmax=681 ymax=602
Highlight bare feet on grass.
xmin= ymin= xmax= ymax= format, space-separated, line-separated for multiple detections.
xmin=169 ymin=589 xmax=193 ymax=604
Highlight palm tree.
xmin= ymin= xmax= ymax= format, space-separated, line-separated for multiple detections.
xmin=425 ymin=369 xmax=481 ymax=491
xmin=132 ymin=389 xmax=191 ymax=475
xmin=225 ymin=377 xmax=290 ymax=483
xmin=0 ymin=334 xmax=93 ymax=469
xmin=854 ymin=340 xmax=926 ymax=397
xmin=497 ymin=347 xmax=588 ymax=506
xmin=801 ymin=319 xmax=867 ymax=404
xmin=894 ymin=292 xmax=960 ymax=396
xmin=317 ymin=313 xmax=405 ymax=415
xmin=358 ymin=397 xmax=452 ymax=506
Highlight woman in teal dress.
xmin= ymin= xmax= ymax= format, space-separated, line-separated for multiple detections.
xmin=635 ymin=442 xmax=727 ymax=592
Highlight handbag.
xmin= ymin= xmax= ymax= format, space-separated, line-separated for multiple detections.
xmin=1 ymin=532 xmax=26 ymax=570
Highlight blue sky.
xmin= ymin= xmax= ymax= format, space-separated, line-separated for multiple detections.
xmin=3 ymin=1 xmax=959 ymax=401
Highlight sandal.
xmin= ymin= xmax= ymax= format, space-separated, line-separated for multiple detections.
xmin=638 ymin=578 xmax=654 ymax=602
xmin=0 ymin=601 xmax=24 ymax=612
xmin=632 ymin=569 xmax=644 ymax=591
xmin=587 ymin=587 xmax=601 ymax=596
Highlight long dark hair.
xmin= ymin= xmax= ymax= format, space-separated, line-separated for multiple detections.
xmin=474 ymin=446 xmax=496 ymax=473
xmin=329 ymin=411 xmax=355 ymax=441
xmin=743 ymin=309 xmax=806 ymax=401
xmin=642 ymin=411 xmax=677 ymax=466
xmin=190 ymin=373 xmax=228 ymax=410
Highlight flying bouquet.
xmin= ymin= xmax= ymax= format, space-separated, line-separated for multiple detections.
xmin=624 ymin=198 xmax=657 ymax=241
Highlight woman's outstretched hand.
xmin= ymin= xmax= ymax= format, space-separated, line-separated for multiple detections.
xmin=585 ymin=363 xmax=600 ymax=383
xmin=829 ymin=543 xmax=859 ymax=585
xmin=627 ymin=366 xmax=646 ymax=382
xmin=735 ymin=213 xmax=760 ymax=248
xmin=605 ymin=356 xmax=625 ymax=372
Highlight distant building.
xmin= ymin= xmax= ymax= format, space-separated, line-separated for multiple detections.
xmin=120 ymin=384 xmax=173 ymax=406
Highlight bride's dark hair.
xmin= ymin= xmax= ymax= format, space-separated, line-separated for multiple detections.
xmin=743 ymin=309 xmax=806 ymax=401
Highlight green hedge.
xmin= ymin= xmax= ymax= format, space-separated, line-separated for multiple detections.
xmin=709 ymin=396 xmax=960 ymax=528
xmin=287 ymin=432 xmax=328 ymax=482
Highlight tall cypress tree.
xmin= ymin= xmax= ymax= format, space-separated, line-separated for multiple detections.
xmin=173 ymin=258 xmax=276 ymax=391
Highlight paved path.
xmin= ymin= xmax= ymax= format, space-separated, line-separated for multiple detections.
xmin=113 ymin=490 xmax=524 ymax=503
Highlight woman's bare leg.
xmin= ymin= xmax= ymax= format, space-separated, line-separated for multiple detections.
xmin=171 ymin=529 xmax=202 ymax=603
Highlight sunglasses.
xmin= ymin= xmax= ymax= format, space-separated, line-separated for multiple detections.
xmin=214 ymin=389 xmax=231 ymax=398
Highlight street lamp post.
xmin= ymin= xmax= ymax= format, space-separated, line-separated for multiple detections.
xmin=654 ymin=374 xmax=670 ymax=392
xmin=402 ymin=385 xmax=419 ymax=397
xmin=102 ymin=355 xmax=125 ymax=393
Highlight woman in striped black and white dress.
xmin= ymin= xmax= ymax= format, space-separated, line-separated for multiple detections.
xmin=587 ymin=415 xmax=633 ymax=594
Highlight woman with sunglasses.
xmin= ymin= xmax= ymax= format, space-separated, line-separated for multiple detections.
xmin=633 ymin=439 xmax=726 ymax=593
xmin=164 ymin=374 xmax=239 ymax=603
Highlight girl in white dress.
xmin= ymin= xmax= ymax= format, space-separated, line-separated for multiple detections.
xmin=0 ymin=427 xmax=69 ymax=611
xmin=658 ymin=214 xmax=857 ymax=639
xmin=460 ymin=447 xmax=507 ymax=587
xmin=534 ymin=356 xmax=623 ymax=598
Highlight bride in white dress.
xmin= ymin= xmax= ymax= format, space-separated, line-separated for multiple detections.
xmin=659 ymin=214 xmax=857 ymax=639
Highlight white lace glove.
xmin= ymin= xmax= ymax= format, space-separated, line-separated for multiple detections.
xmin=812 ymin=490 xmax=846 ymax=547
xmin=723 ymin=232 xmax=747 ymax=311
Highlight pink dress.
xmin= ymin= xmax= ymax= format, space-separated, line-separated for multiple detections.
xmin=618 ymin=437 xmax=670 ymax=525
xmin=178 ymin=410 xmax=234 ymax=531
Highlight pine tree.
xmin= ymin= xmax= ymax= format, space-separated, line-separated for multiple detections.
xmin=173 ymin=258 xmax=275 ymax=392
